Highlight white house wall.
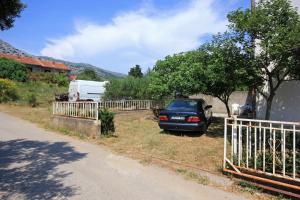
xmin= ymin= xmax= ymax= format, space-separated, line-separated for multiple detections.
xmin=257 ymin=81 xmax=300 ymax=122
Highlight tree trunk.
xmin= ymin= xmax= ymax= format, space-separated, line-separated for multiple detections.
xmin=225 ymin=101 xmax=231 ymax=117
xmin=265 ymin=93 xmax=275 ymax=120
xmin=251 ymin=87 xmax=257 ymax=119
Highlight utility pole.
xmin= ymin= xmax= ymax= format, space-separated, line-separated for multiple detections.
xmin=251 ymin=0 xmax=257 ymax=119
xmin=251 ymin=0 xmax=255 ymax=11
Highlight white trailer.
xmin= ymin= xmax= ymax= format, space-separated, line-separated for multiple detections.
xmin=68 ymin=80 xmax=108 ymax=102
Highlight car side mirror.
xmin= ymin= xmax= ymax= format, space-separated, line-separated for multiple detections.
xmin=205 ymin=105 xmax=212 ymax=109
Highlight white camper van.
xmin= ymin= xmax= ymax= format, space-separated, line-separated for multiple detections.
xmin=68 ymin=80 xmax=108 ymax=102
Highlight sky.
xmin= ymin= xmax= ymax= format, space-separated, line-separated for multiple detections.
xmin=0 ymin=0 xmax=253 ymax=74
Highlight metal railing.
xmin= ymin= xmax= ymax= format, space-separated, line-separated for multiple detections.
xmin=53 ymin=102 xmax=99 ymax=120
xmin=99 ymin=100 xmax=153 ymax=111
xmin=224 ymin=117 xmax=300 ymax=181
xmin=52 ymin=100 xmax=154 ymax=120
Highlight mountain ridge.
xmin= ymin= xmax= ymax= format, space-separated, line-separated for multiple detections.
xmin=0 ymin=39 xmax=125 ymax=78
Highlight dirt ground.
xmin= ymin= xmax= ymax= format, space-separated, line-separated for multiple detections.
xmin=100 ymin=110 xmax=225 ymax=173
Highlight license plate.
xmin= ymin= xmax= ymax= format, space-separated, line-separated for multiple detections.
xmin=171 ymin=116 xmax=185 ymax=120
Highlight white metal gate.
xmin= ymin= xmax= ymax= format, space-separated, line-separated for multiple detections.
xmin=224 ymin=117 xmax=300 ymax=181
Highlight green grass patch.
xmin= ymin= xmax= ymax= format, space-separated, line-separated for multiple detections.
xmin=15 ymin=81 xmax=67 ymax=106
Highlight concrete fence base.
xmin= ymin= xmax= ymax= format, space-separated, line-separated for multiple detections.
xmin=52 ymin=116 xmax=101 ymax=138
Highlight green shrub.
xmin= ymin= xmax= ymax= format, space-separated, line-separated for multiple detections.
xmin=27 ymin=93 xmax=38 ymax=107
xmin=0 ymin=58 xmax=28 ymax=81
xmin=0 ymin=78 xmax=18 ymax=103
xmin=104 ymin=76 xmax=151 ymax=100
xmin=98 ymin=109 xmax=115 ymax=135
xmin=15 ymin=81 xmax=68 ymax=106
xmin=77 ymin=69 xmax=102 ymax=81
xmin=28 ymin=72 xmax=69 ymax=86
xmin=56 ymin=73 xmax=69 ymax=86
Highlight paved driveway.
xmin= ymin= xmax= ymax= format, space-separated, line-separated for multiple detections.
xmin=0 ymin=112 xmax=246 ymax=200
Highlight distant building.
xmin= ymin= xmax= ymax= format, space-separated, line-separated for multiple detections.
xmin=0 ymin=53 xmax=69 ymax=73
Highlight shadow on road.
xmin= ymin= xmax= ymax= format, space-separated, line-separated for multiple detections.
xmin=0 ymin=139 xmax=87 ymax=199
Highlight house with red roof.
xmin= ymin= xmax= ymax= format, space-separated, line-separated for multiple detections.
xmin=0 ymin=53 xmax=70 ymax=73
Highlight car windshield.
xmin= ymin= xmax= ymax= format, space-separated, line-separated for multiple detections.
xmin=166 ymin=100 xmax=198 ymax=111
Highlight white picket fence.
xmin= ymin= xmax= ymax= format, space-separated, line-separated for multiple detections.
xmin=99 ymin=100 xmax=153 ymax=111
xmin=224 ymin=117 xmax=300 ymax=181
xmin=52 ymin=100 xmax=154 ymax=120
xmin=53 ymin=102 xmax=99 ymax=120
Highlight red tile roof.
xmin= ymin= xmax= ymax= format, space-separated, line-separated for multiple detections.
xmin=0 ymin=53 xmax=69 ymax=71
xmin=69 ymin=75 xmax=77 ymax=80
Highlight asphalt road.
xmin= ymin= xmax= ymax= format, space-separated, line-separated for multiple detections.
xmin=0 ymin=112 xmax=247 ymax=200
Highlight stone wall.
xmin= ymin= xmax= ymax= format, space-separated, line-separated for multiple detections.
xmin=190 ymin=91 xmax=251 ymax=115
xmin=52 ymin=116 xmax=101 ymax=138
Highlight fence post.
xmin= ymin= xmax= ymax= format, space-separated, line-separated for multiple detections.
xmin=224 ymin=118 xmax=227 ymax=169
xmin=96 ymin=102 xmax=99 ymax=120
xmin=233 ymin=116 xmax=238 ymax=157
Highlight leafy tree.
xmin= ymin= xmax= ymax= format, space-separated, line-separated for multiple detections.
xmin=0 ymin=58 xmax=28 ymax=81
xmin=0 ymin=0 xmax=26 ymax=31
xmin=128 ymin=65 xmax=143 ymax=78
xmin=104 ymin=76 xmax=151 ymax=100
xmin=200 ymin=33 xmax=256 ymax=116
xmin=228 ymin=0 xmax=300 ymax=119
xmin=150 ymin=33 xmax=254 ymax=117
xmin=149 ymin=51 xmax=207 ymax=99
xmin=77 ymin=69 xmax=102 ymax=81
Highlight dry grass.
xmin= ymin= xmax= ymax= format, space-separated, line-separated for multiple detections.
xmin=99 ymin=110 xmax=224 ymax=173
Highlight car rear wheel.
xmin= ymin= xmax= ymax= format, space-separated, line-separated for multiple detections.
xmin=200 ymin=124 xmax=207 ymax=134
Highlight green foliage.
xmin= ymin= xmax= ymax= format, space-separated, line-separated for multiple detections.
xmin=128 ymin=65 xmax=143 ymax=78
xmin=150 ymin=0 xmax=300 ymax=118
xmin=54 ymin=73 xmax=69 ymax=86
xmin=227 ymin=0 xmax=300 ymax=119
xmin=77 ymin=69 xmax=102 ymax=81
xmin=149 ymin=51 xmax=206 ymax=99
xmin=27 ymin=93 xmax=38 ymax=107
xmin=200 ymin=32 xmax=256 ymax=116
xmin=98 ymin=109 xmax=115 ymax=135
xmin=0 ymin=0 xmax=26 ymax=31
xmin=0 ymin=58 xmax=28 ymax=81
xmin=15 ymin=81 xmax=68 ymax=106
xmin=0 ymin=78 xmax=18 ymax=103
xmin=28 ymin=72 xmax=69 ymax=86
xmin=104 ymin=76 xmax=151 ymax=100
xmin=150 ymin=33 xmax=254 ymax=116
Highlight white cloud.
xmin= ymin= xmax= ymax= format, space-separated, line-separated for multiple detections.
xmin=41 ymin=0 xmax=227 ymax=73
xmin=291 ymin=0 xmax=300 ymax=12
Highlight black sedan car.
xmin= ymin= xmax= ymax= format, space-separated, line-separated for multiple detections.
xmin=158 ymin=99 xmax=212 ymax=133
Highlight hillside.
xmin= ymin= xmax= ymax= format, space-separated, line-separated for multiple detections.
xmin=38 ymin=56 xmax=125 ymax=78
xmin=0 ymin=39 xmax=125 ymax=78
